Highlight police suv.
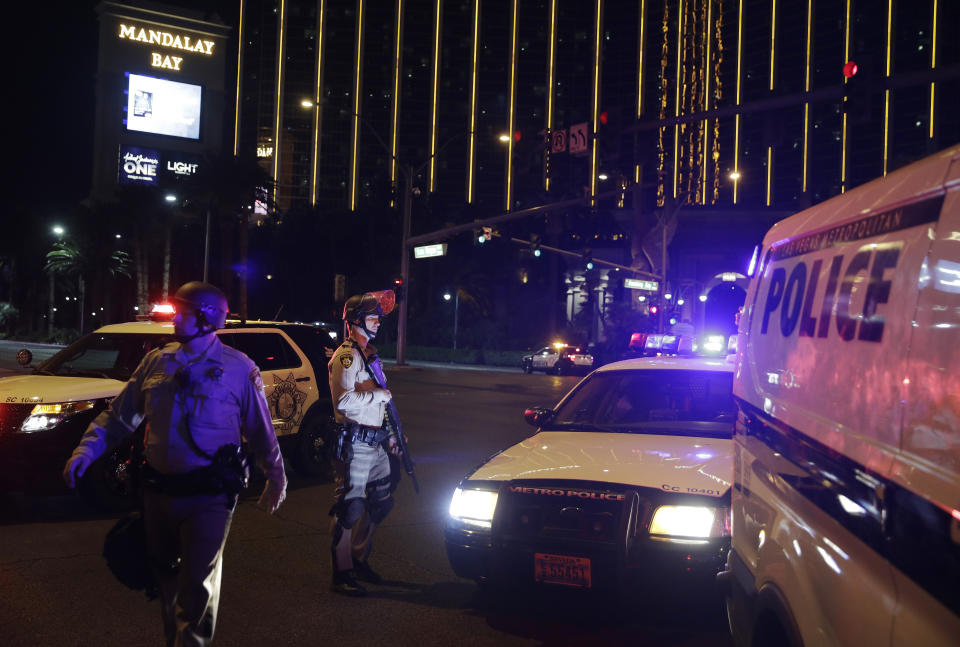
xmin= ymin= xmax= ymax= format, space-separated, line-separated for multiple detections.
xmin=0 ymin=313 xmax=340 ymax=508
xmin=446 ymin=338 xmax=735 ymax=593
xmin=521 ymin=343 xmax=595 ymax=375
xmin=723 ymin=145 xmax=960 ymax=646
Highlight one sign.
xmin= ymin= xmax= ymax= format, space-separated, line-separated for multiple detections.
xmin=414 ymin=243 xmax=447 ymax=259
xmin=624 ymin=278 xmax=659 ymax=291
xmin=118 ymin=146 xmax=160 ymax=185
xmin=551 ymin=129 xmax=567 ymax=153
xmin=569 ymin=122 xmax=588 ymax=154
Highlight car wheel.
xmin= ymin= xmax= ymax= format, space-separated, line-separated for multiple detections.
xmin=554 ymin=360 xmax=570 ymax=376
xmin=523 ymin=361 xmax=533 ymax=374
xmin=79 ymin=446 xmax=137 ymax=512
xmin=292 ymin=414 xmax=337 ymax=480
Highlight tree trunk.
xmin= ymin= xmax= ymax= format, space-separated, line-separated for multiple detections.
xmin=162 ymin=218 xmax=171 ymax=300
xmin=135 ymin=229 xmax=149 ymax=311
xmin=78 ymin=276 xmax=86 ymax=335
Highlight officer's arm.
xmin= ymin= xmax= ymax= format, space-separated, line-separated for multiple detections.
xmin=70 ymin=353 xmax=151 ymax=464
xmin=240 ymin=366 xmax=286 ymax=486
xmin=331 ymin=349 xmax=387 ymax=413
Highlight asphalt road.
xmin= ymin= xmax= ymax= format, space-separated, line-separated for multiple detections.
xmin=0 ymin=364 xmax=732 ymax=647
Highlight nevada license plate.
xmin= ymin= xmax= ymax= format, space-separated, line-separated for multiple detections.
xmin=534 ymin=553 xmax=591 ymax=588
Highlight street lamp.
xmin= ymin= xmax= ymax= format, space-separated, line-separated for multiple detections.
xmin=48 ymin=225 xmax=65 ymax=337
xmin=444 ymin=291 xmax=460 ymax=351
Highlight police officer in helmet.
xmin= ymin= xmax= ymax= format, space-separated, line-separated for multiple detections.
xmin=328 ymin=290 xmax=401 ymax=596
xmin=64 ymin=281 xmax=287 ymax=646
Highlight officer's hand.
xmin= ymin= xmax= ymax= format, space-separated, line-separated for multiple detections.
xmin=258 ymin=477 xmax=287 ymax=514
xmin=372 ymin=388 xmax=392 ymax=404
xmin=387 ymin=435 xmax=401 ymax=456
xmin=63 ymin=453 xmax=93 ymax=489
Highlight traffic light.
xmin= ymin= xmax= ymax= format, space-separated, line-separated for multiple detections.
xmin=530 ymin=234 xmax=542 ymax=258
xmin=583 ymin=248 xmax=593 ymax=270
xmin=393 ymin=276 xmax=405 ymax=302
xmin=842 ymin=54 xmax=877 ymax=124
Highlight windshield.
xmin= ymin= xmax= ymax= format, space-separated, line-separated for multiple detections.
xmin=37 ymin=333 xmax=172 ymax=381
xmin=550 ymin=369 xmax=735 ymax=437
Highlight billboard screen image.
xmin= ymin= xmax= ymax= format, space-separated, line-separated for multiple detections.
xmin=125 ymin=73 xmax=201 ymax=139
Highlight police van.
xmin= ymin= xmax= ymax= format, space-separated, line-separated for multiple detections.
xmin=723 ymin=145 xmax=960 ymax=646
xmin=0 ymin=315 xmax=341 ymax=508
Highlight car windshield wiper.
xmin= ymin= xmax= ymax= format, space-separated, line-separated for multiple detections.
xmin=65 ymin=369 xmax=116 ymax=380
xmin=31 ymin=369 xmax=57 ymax=376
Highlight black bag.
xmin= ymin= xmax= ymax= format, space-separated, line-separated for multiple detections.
xmin=103 ymin=510 xmax=158 ymax=600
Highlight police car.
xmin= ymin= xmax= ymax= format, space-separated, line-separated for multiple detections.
xmin=521 ymin=342 xmax=595 ymax=375
xmin=0 ymin=311 xmax=341 ymax=508
xmin=445 ymin=342 xmax=735 ymax=593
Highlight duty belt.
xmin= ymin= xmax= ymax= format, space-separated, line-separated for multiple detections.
xmin=345 ymin=423 xmax=391 ymax=446
xmin=140 ymin=461 xmax=236 ymax=498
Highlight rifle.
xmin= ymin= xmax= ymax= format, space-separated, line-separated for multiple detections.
xmin=359 ymin=347 xmax=419 ymax=494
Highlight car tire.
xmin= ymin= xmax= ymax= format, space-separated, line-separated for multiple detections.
xmin=78 ymin=446 xmax=137 ymax=513
xmin=554 ymin=360 xmax=570 ymax=376
xmin=292 ymin=414 xmax=337 ymax=480
xmin=523 ymin=361 xmax=533 ymax=374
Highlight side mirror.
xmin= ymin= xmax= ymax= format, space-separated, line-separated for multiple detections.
xmin=16 ymin=348 xmax=33 ymax=367
xmin=523 ymin=406 xmax=553 ymax=428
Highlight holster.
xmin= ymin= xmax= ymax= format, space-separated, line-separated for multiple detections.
xmin=141 ymin=444 xmax=249 ymax=502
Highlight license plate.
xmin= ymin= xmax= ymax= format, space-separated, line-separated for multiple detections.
xmin=534 ymin=553 xmax=591 ymax=588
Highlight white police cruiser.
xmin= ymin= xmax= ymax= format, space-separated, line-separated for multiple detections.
xmin=446 ymin=340 xmax=735 ymax=592
xmin=521 ymin=342 xmax=595 ymax=375
xmin=0 ymin=311 xmax=340 ymax=508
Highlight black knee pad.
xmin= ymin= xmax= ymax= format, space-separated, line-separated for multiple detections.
xmin=338 ymin=497 xmax=366 ymax=529
xmin=367 ymin=494 xmax=394 ymax=524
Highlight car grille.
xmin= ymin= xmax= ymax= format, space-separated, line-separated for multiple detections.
xmin=496 ymin=480 xmax=637 ymax=544
xmin=0 ymin=403 xmax=33 ymax=437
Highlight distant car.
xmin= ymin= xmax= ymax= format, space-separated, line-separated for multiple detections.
xmin=0 ymin=314 xmax=341 ymax=509
xmin=520 ymin=344 xmax=594 ymax=375
xmin=445 ymin=354 xmax=735 ymax=593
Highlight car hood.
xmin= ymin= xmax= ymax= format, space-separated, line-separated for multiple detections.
xmin=469 ymin=431 xmax=732 ymax=497
xmin=0 ymin=375 xmax=123 ymax=404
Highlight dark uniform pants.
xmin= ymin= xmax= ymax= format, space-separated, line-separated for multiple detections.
xmin=144 ymin=490 xmax=234 ymax=647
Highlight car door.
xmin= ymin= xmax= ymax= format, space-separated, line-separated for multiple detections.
xmin=217 ymin=329 xmax=319 ymax=439
xmin=531 ymin=348 xmax=552 ymax=370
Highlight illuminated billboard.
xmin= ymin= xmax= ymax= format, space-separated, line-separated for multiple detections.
xmin=125 ymin=73 xmax=201 ymax=139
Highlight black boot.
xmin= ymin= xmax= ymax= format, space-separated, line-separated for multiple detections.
xmin=353 ymin=560 xmax=382 ymax=584
xmin=332 ymin=570 xmax=367 ymax=597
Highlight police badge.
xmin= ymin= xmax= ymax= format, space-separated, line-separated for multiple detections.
xmin=340 ymin=353 xmax=353 ymax=368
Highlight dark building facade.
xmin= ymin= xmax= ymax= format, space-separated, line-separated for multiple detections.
xmin=233 ymin=0 xmax=959 ymax=337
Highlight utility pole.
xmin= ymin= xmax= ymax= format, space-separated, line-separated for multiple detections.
xmin=396 ymin=166 xmax=413 ymax=365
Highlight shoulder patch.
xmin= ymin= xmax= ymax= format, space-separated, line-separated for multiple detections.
xmin=249 ymin=367 xmax=265 ymax=392
xmin=339 ymin=353 xmax=354 ymax=368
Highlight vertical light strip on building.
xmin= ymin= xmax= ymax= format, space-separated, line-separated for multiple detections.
xmin=233 ymin=0 xmax=244 ymax=156
xmin=802 ymin=0 xmax=811 ymax=191
xmin=591 ymin=0 xmax=603 ymax=204
xmin=635 ymin=0 xmax=645 ymax=184
xmin=929 ymin=0 xmax=937 ymax=139
xmin=390 ymin=0 xmax=404 ymax=205
xmin=467 ymin=0 xmax=480 ymax=203
xmin=733 ymin=0 xmax=743 ymax=203
xmin=428 ymin=0 xmax=442 ymax=192
xmin=311 ymin=0 xmax=326 ymax=206
xmin=701 ymin=0 xmax=711 ymax=203
xmin=545 ymin=0 xmax=557 ymax=192
xmin=505 ymin=0 xmax=518 ymax=211
xmin=272 ymin=0 xmax=287 ymax=205
xmin=883 ymin=0 xmax=892 ymax=175
xmin=672 ymin=0 xmax=683 ymax=199
xmin=841 ymin=0 xmax=850 ymax=193
xmin=349 ymin=0 xmax=365 ymax=211
xmin=767 ymin=0 xmax=776 ymax=205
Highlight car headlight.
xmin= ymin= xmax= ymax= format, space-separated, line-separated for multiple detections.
xmin=448 ymin=487 xmax=499 ymax=529
xmin=649 ymin=505 xmax=730 ymax=540
xmin=19 ymin=400 xmax=96 ymax=433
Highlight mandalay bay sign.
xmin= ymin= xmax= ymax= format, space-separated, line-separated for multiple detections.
xmin=117 ymin=23 xmax=215 ymax=72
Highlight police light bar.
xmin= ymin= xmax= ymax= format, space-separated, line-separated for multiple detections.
xmin=152 ymin=303 xmax=175 ymax=314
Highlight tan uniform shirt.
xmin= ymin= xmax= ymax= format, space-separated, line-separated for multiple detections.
xmin=72 ymin=336 xmax=285 ymax=485
xmin=328 ymin=340 xmax=385 ymax=427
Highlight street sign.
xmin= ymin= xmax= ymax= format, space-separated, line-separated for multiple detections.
xmin=551 ymin=129 xmax=567 ymax=153
xmin=569 ymin=122 xmax=588 ymax=154
xmin=414 ymin=243 xmax=447 ymax=259
xmin=624 ymin=278 xmax=659 ymax=291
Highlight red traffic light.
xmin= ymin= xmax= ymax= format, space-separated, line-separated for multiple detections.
xmin=394 ymin=277 xmax=404 ymax=286
xmin=513 ymin=130 xmax=522 ymax=142
xmin=649 ymin=305 xmax=658 ymax=315
xmin=843 ymin=61 xmax=858 ymax=78
xmin=599 ymin=111 xmax=608 ymax=125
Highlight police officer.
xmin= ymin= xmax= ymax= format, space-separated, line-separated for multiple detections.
xmin=63 ymin=281 xmax=287 ymax=646
xmin=328 ymin=291 xmax=400 ymax=596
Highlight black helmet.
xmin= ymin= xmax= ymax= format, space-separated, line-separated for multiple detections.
xmin=173 ymin=281 xmax=229 ymax=330
xmin=342 ymin=293 xmax=384 ymax=324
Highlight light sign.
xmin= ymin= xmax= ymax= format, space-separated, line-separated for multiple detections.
xmin=118 ymin=23 xmax=215 ymax=73
xmin=126 ymin=74 xmax=202 ymax=140
xmin=118 ymin=146 xmax=159 ymax=185
xmin=624 ymin=278 xmax=659 ymax=291
xmin=414 ymin=244 xmax=447 ymax=259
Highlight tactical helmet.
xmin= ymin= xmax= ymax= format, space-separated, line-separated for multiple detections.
xmin=172 ymin=281 xmax=229 ymax=330
xmin=342 ymin=293 xmax=384 ymax=324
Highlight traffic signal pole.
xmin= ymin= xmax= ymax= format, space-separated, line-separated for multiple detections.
xmin=396 ymin=166 xmax=413 ymax=366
